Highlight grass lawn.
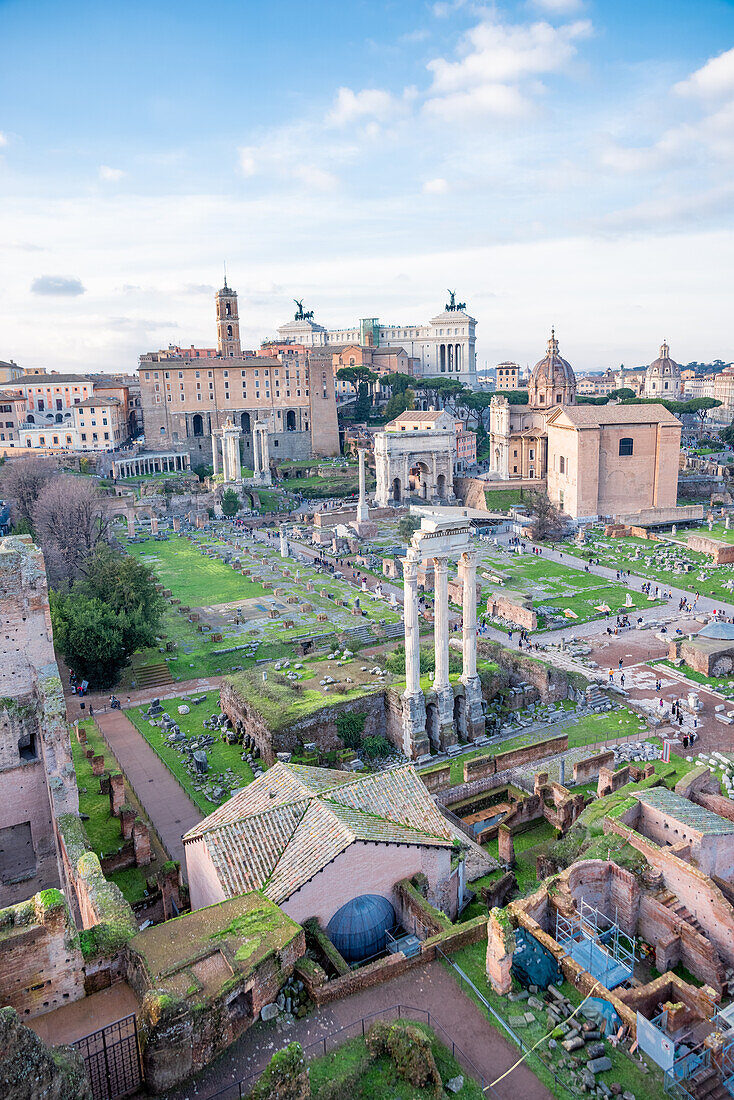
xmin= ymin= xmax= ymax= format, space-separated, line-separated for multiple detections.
xmin=307 ymin=1020 xmax=484 ymax=1100
xmin=444 ymin=942 xmax=662 ymax=1099
xmin=70 ymin=720 xmax=153 ymax=904
xmin=125 ymin=536 xmax=268 ymax=606
xmin=484 ymin=488 xmax=527 ymax=511
xmin=126 ymin=691 xmax=255 ymax=813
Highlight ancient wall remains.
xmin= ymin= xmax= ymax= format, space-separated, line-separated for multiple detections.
xmin=0 ymin=891 xmax=86 ymax=1020
xmin=485 ymin=593 xmax=537 ymax=631
xmin=573 ymin=749 xmax=615 ymax=784
xmin=686 ymin=535 xmax=734 ymax=565
xmin=463 ymin=734 xmax=568 ymax=783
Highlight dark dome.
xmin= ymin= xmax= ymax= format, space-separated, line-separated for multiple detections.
xmin=326 ymin=894 xmax=396 ymax=962
xmin=531 ymin=331 xmax=575 ymax=388
xmin=699 ymin=621 xmax=734 ymax=640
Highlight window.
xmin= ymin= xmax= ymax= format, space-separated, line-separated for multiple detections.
xmin=529 ymin=448 xmax=534 ymax=460
xmin=559 ymin=490 xmax=564 ymax=506
xmin=619 ymin=437 xmax=633 ymax=456
xmin=559 ymin=456 xmax=565 ymax=474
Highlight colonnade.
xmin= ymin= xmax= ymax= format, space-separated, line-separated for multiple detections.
xmin=401 ymin=547 xmax=483 ymax=757
xmin=115 ymin=452 xmax=189 ymax=478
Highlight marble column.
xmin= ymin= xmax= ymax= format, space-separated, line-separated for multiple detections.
xmin=252 ymin=427 xmax=261 ymax=477
xmin=260 ymin=425 xmax=271 ymax=485
xmin=459 ymin=550 xmax=485 ymax=740
xmin=401 ymin=554 xmax=428 ymax=758
xmin=357 ymin=448 xmax=369 ymax=522
xmin=280 ymin=525 xmax=288 ymax=558
xmin=212 ymin=434 xmax=219 ymax=476
xmin=432 ymin=555 xmax=457 ymax=748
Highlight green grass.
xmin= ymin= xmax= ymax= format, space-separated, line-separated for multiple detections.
xmin=225 ymin=668 xmax=372 ymax=733
xmin=126 ymin=692 xmax=255 ymax=813
xmin=655 ymin=657 xmax=734 ymax=692
xmin=483 ymin=819 xmax=558 ymax=895
xmin=444 ymin=943 xmax=663 ymax=1099
xmin=69 ymin=720 xmax=152 ymax=904
xmin=125 ymin=537 xmax=268 ymax=606
xmin=307 ymin=1020 xmax=484 ymax=1100
xmin=484 ymin=488 xmax=527 ymax=511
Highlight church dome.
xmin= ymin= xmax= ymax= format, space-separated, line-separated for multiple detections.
xmin=644 ymin=341 xmax=681 ymax=398
xmin=528 ymin=329 xmax=576 ymax=409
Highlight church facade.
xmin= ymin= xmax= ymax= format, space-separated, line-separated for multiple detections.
xmin=488 ymin=331 xmax=683 ymax=522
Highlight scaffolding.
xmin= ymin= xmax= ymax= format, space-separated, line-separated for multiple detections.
xmin=555 ymin=898 xmax=636 ymax=989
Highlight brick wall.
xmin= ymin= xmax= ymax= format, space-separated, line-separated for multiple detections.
xmin=476 ymin=639 xmax=583 ymax=702
xmin=0 ymin=893 xmax=85 ymax=1020
xmin=486 ymin=593 xmax=538 ymax=631
xmin=687 ymin=535 xmax=734 ymax=564
xmin=421 ymin=765 xmax=451 ymax=793
xmin=573 ymin=749 xmax=615 ymax=784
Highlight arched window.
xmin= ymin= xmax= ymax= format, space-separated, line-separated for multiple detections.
xmin=225 ymin=302 xmax=231 ymax=317
xmin=55 ymin=413 xmax=63 ymax=423
xmin=619 ymin=437 xmax=633 ymax=456
xmin=286 ymin=410 xmax=296 ymax=431
xmin=240 ymin=411 xmax=251 ymax=431
xmin=192 ymin=413 xmax=204 ymax=437
xmin=227 ymin=325 xmax=233 ymax=337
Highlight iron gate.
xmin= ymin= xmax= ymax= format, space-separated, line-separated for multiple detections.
xmin=74 ymin=1013 xmax=142 ymax=1100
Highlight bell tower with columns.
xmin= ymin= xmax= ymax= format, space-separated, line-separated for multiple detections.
xmin=216 ymin=275 xmax=242 ymax=358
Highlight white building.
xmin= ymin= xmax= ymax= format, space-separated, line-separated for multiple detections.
xmin=276 ymin=294 xmax=477 ymax=388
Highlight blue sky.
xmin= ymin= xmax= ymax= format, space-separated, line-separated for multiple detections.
xmin=1 ymin=0 xmax=734 ymax=373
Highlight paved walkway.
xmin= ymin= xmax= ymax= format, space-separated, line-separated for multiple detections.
xmin=27 ymin=983 xmax=139 ymax=1047
xmin=163 ymin=960 xmax=553 ymax=1100
xmin=93 ymin=708 xmax=202 ymax=869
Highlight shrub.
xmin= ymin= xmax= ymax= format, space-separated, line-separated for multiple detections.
xmin=360 ymin=734 xmax=391 ymax=759
xmin=250 ymin=1042 xmax=310 ymax=1100
xmin=365 ymin=1022 xmax=442 ymax=1097
xmin=335 ymin=710 xmax=367 ymax=750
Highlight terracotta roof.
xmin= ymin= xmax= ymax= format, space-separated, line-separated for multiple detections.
xmin=549 ymin=404 xmax=681 ymax=427
xmin=183 ymin=763 xmax=454 ymax=904
xmin=389 ymin=410 xmax=447 ymax=423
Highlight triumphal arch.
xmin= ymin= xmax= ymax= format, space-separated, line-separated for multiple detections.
xmin=374 ymin=411 xmax=457 ymax=508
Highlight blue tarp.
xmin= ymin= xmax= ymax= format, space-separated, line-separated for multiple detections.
xmin=512 ymin=927 xmax=563 ymax=990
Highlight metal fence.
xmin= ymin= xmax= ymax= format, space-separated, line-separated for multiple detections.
xmin=205 ymin=1003 xmax=489 ymax=1100
xmin=73 ymin=1013 xmax=142 ymax=1100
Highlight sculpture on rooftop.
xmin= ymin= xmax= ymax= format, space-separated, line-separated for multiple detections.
xmin=293 ymin=299 xmax=314 ymax=321
xmin=445 ymin=289 xmax=466 ymax=312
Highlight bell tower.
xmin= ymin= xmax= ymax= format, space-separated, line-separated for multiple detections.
xmin=215 ymin=275 xmax=242 ymax=358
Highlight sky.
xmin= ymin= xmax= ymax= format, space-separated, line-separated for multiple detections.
xmin=1 ymin=0 xmax=734 ymax=375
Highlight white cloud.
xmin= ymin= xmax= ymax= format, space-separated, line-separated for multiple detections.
xmin=99 ymin=165 xmax=125 ymax=182
xmin=326 ymin=87 xmax=402 ymax=127
xmin=675 ymin=47 xmax=734 ymax=100
xmin=238 ymin=146 xmax=257 ymax=177
xmin=423 ymin=177 xmax=449 ymax=194
xmin=425 ymin=17 xmax=592 ymax=118
xmin=31 ymin=275 xmax=86 ymax=297
xmin=292 ymin=165 xmax=338 ymax=191
xmin=0 ymin=132 xmax=7 ymax=148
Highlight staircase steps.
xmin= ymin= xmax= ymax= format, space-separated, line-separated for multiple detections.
xmin=689 ymin=1067 xmax=728 ymax=1100
xmin=134 ymin=662 xmax=173 ymax=689
xmin=381 ymin=621 xmax=405 ymax=640
xmin=662 ymin=895 xmax=705 ymax=935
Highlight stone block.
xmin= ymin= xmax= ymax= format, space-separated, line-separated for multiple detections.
xmin=91 ymin=754 xmax=105 ymax=776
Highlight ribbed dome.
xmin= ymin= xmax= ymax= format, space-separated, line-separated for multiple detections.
xmin=528 ymin=329 xmax=576 ymax=409
xmin=647 ymin=341 xmax=681 ymax=377
xmin=326 ymin=894 xmax=396 ymax=962
xmin=644 ymin=341 xmax=681 ymax=397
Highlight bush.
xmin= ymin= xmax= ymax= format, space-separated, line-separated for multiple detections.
xmin=250 ymin=1042 xmax=310 ymax=1100
xmin=365 ymin=1022 xmax=442 ymax=1097
xmin=335 ymin=710 xmax=367 ymax=750
xmin=360 ymin=735 xmax=391 ymax=759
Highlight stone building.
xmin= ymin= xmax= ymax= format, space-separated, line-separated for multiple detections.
xmin=183 ymin=762 xmax=459 ymax=923
xmin=488 ymin=330 xmax=684 ymax=522
xmin=374 ymin=409 xmax=457 ymax=506
xmin=0 ymin=373 xmax=130 ymax=452
xmin=275 ymin=293 xmax=478 ymax=388
xmin=0 ymin=536 xmax=78 ymax=907
xmin=545 ymin=403 xmax=682 ymax=521
xmin=139 ymin=281 xmax=339 ymax=466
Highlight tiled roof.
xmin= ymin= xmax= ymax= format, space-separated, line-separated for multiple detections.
xmin=549 ymin=404 xmax=681 ymax=427
xmin=635 ymin=787 xmax=734 ymax=835
xmin=389 ymin=410 xmax=446 ymax=423
xmin=183 ymin=763 xmax=454 ymax=904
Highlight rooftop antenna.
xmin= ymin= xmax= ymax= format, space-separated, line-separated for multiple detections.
xmin=223 ymin=261 xmax=228 ymax=289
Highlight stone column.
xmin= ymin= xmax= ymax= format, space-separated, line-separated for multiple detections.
xmin=432 ymin=556 xmax=457 ymax=749
xmin=280 ymin=525 xmax=288 ymax=558
xmin=400 ymin=554 xmax=428 ymax=759
xmin=252 ymin=426 xmax=261 ymax=477
xmin=459 ymin=550 xmax=485 ymax=739
xmin=260 ymin=425 xmax=272 ymax=485
xmin=212 ymin=433 xmax=219 ymax=476
xmin=357 ymin=448 xmax=369 ymax=522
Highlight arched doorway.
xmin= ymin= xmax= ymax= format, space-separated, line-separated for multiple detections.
xmin=425 ymin=700 xmax=440 ymax=752
xmin=391 ymin=476 xmax=401 ymax=502
xmin=453 ymin=693 xmax=466 ymax=741
xmin=409 ymin=462 xmax=430 ymax=499
xmin=286 ymin=410 xmax=296 ymax=431
xmin=240 ymin=411 xmax=251 ymax=431
xmin=436 ymin=473 xmax=446 ymax=500
xmin=192 ymin=414 xmax=204 ymax=437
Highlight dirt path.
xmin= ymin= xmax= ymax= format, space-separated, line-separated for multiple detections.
xmin=163 ymin=960 xmax=553 ymax=1100
xmin=93 ymin=709 xmax=203 ymax=870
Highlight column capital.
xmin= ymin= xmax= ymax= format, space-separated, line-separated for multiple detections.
xmin=401 ymin=556 xmax=419 ymax=581
xmin=460 ymin=549 xmax=478 ymax=568
xmin=432 ymin=555 xmax=449 ymax=574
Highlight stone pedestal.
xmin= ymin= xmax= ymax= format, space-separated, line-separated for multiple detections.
xmin=486 ymin=912 xmax=515 ymax=995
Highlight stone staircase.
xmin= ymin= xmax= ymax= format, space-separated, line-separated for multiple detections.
xmin=134 ymin=662 xmax=173 ymax=689
xmin=658 ymin=890 xmax=705 ymax=936
xmin=584 ymin=684 xmax=610 ymax=709
xmin=686 ymin=1064 xmax=730 ymax=1100
xmin=381 ymin=621 xmax=405 ymax=640
xmin=341 ymin=624 xmax=376 ymax=647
